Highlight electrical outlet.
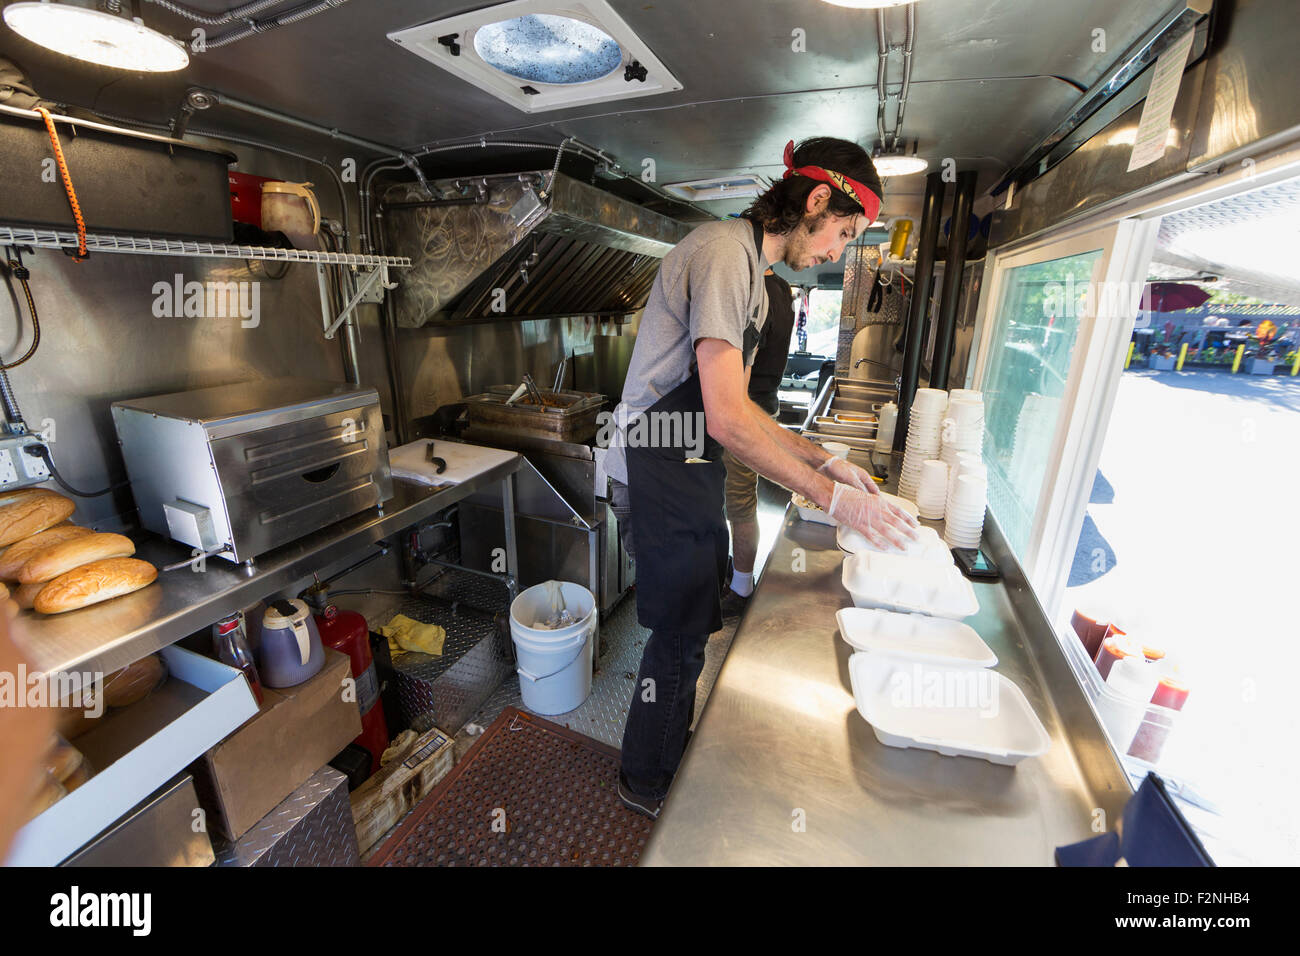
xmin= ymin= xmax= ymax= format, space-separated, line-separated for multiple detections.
xmin=0 ymin=435 xmax=52 ymax=492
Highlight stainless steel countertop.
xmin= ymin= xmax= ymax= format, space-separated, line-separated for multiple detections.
xmin=641 ymin=495 xmax=1132 ymax=866
xmin=20 ymin=456 xmax=521 ymax=678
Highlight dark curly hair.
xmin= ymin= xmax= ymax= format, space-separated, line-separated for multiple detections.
xmin=743 ymin=137 xmax=882 ymax=235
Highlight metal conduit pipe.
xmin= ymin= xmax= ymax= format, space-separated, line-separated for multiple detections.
xmin=183 ymin=87 xmax=429 ymax=194
xmin=205 ymin=0 xmax=350 ymax=49
xmin=78 ymin=106 xmax=352 ymax=252
xmin=875 ymin=10 xmax=889 ymax=146
xmin=930 ymin=169 xmax=978 ymax=391
xmin=892 ymin=4 xmax=916 ymax=151
xmin=143 ymin=0 xmax=294 ymax=26
xmin=895 ymin=170 xmax=946 ymax=452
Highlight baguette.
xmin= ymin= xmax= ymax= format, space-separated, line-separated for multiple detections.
xmin=13 ymin=581 xmax=45 ymax=610
xmin=33 ymin=558 xmax=158 ymax=615
xmin=0 ymin=524 xmax=93 ymax=580
xmin=18 ymin=532 xmax=135 ymax=584
xmin=0 ymin=491 xmax=76 ymax=547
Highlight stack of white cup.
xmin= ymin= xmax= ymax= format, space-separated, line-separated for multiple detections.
xmin=946 ymin=452 xmax=985 ymax=509
xmin=915 ymin=459 xmax=949 ymax=519
xmin=898 ymin=388 xmax=947 ymax=502
xmin=939 ymin=391 xmax=985 ymax=471
xmin=944 ymin=473 xmax=988 ymax=548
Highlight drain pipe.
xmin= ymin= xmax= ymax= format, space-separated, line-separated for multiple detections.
xmin=930 ymin=169 xmax=978 ymax=390
xmin=895 ymin=170 xmax=945 ymax=453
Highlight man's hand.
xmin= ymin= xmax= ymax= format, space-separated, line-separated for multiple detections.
xmin=826 ymin=482 xmax=919 ymax=551
xmin=817 ymin=455 xmax=880 ymax=494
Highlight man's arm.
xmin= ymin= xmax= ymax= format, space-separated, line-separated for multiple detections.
xmin=749 ymin=403 xmax=833 ymax=470
xmin=697 ymin=338 xmax=835 ymax=508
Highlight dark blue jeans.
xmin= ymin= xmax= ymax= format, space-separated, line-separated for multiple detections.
xmin=620 ymin=627 xmax=709 ymax=799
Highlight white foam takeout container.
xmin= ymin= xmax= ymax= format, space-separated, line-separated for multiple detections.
xmin=836 ymin=523 xmax=953 ymax=564
xmin=842 ymin=549 xmax=979 ymax=619
xmin=836 ymin=607 xmax=996 ymax=667
xmin=847 ymin=652 xmax=1051 ymax=766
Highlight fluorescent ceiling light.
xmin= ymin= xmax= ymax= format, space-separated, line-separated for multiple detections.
xmin=820 ymin=0 xmax=920 ymax=8
xmin=873 ymin=147 xmax=929 ymax=177
xmin=662 ymin=175 xmax=764 ymax=202
xmin=3 ymin=2 xmax=189 ymax=72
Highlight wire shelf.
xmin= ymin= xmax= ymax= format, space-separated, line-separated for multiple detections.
xmin=0 ymin=225 xmax=411 ymax=268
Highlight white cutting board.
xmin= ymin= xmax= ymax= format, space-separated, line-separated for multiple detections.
xmin=390 ymin=439 xmax=518 ymax=488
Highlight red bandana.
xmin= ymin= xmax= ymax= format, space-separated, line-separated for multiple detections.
xmin=782 ymin=139 xmax=881 ymax=224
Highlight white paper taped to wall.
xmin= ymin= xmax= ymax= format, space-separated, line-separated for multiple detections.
xmin=1127 ymin=29 xmax=1197 ymax=172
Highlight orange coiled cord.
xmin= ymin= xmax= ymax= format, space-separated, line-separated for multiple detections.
xmin=35 ymin=107 xmax=87 ymax=261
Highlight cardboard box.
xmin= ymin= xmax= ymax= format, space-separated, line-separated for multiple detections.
xmin=351 ymin=725 xmax=454 ymax=859
xmin=192 ymin=649 xmax=361 ymax=841
xmin=6 ymin=647 xmax=260 ymax=867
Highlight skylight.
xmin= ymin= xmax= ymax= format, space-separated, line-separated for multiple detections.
xmin=473 ymin=14 xmax=622 ymax=85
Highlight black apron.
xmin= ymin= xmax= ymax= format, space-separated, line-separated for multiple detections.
xmin=627 ymin=219 xmax=765 ymax=633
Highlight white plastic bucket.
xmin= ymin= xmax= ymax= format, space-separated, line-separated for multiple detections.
xmin=509 ymin=580 xmax=597 ymax=715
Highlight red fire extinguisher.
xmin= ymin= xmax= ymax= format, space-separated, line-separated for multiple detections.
xmin=314 ymin=604 xmax=388 ymax=777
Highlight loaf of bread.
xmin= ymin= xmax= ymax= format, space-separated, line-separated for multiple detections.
xmin=46 ymin=736 xmax=84 ymax=783
xmin=0 ymin=491 xmax=77 ymax=547
xmin=102 ymin=653 xmax=167 ymax=708
xmin=13 ymin=581 xmax=44 ymax=610
xmin=33 ymin=557 xmax=158 ymax=615
xmin=0 ymin=524 xmax=93 ymax=580
xmin=18 ymin=532 xmax=135 ymax=585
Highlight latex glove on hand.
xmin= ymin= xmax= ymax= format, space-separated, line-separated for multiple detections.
xmin=817 ymin=454 xmax=880 ymax=494
xmin=826 ymin=481 xmax=920 ymax=552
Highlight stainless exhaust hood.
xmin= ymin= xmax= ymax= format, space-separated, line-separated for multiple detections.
xmin=381 ymin=171 xmax=691 ymax=326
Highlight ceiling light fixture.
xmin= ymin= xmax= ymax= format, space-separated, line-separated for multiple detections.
xmin=3 ymin=1 xmax=189 ymax=73
xmin=873 ymin=140 xmax=929 ymax=177
xmin=662 ymin=175 xmax=764 ymax=202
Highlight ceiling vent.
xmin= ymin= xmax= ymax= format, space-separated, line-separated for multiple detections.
xmin=388 ymin=0 xmax=682 ymax=113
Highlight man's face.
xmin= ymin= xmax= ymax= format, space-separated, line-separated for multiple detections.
xmin=783 ymin=185 xmax=873 ymax=271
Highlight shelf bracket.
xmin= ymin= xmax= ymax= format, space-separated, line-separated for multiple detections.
xmin=318 ymin=263 xmax=397 ymax=340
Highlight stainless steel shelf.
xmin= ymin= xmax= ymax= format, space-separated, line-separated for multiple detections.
xmin=0 ymin=225 xmax=412 ymax=269
xmin=20 ymin=461 xmax=521 ymax=679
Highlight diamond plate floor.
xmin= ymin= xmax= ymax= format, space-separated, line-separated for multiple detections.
xmin=462 ymin=477 xmax=790 ymax=751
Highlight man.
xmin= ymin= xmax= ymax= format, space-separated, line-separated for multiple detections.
xmin=605 ymin=137 xmax=919 ymax=819
xmin=718 ymin=266 xmax=795 ymax=621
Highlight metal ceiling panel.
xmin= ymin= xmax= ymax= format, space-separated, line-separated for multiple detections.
xmin=3 ymin=0 xmax=1174 ymax=185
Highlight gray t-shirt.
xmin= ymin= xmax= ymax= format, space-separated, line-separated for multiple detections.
xmin=604 ymin=217 xmax=769 ymax=484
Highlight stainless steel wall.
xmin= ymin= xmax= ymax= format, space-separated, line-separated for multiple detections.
xmin=993 ymin=0 xmax=1300 ymax=247
xmin=1 ymin=134 xmax=592 ymax=532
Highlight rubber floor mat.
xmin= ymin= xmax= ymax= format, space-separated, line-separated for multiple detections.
xmin=367 ymin=706 xmax=654 ymax=867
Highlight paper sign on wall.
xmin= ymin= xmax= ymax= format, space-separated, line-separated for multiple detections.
xmin=1127 ymin=29 xmax=1196 ymax=172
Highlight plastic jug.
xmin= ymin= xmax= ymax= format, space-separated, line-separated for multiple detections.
xmin=260 ymin=180 xmax=321 ymax=249
xmin=258 ymin=598 xmax=326 ymax=688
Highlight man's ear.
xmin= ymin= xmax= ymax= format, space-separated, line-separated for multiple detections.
xmin=804 ymin=183 xmax=832 ymax=215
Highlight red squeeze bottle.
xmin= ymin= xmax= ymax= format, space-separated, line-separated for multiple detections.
xmin=1094 ymin=628 xmax=1134 ymax=680
xmin=213 ymin=613 xmax=264 ymax=705
xmin=1128 ymin=677 xmax=1189 ymax=764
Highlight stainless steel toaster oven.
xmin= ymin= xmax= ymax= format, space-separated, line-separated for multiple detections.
xmin=112 ymin=379 xmax=393 ymax=563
